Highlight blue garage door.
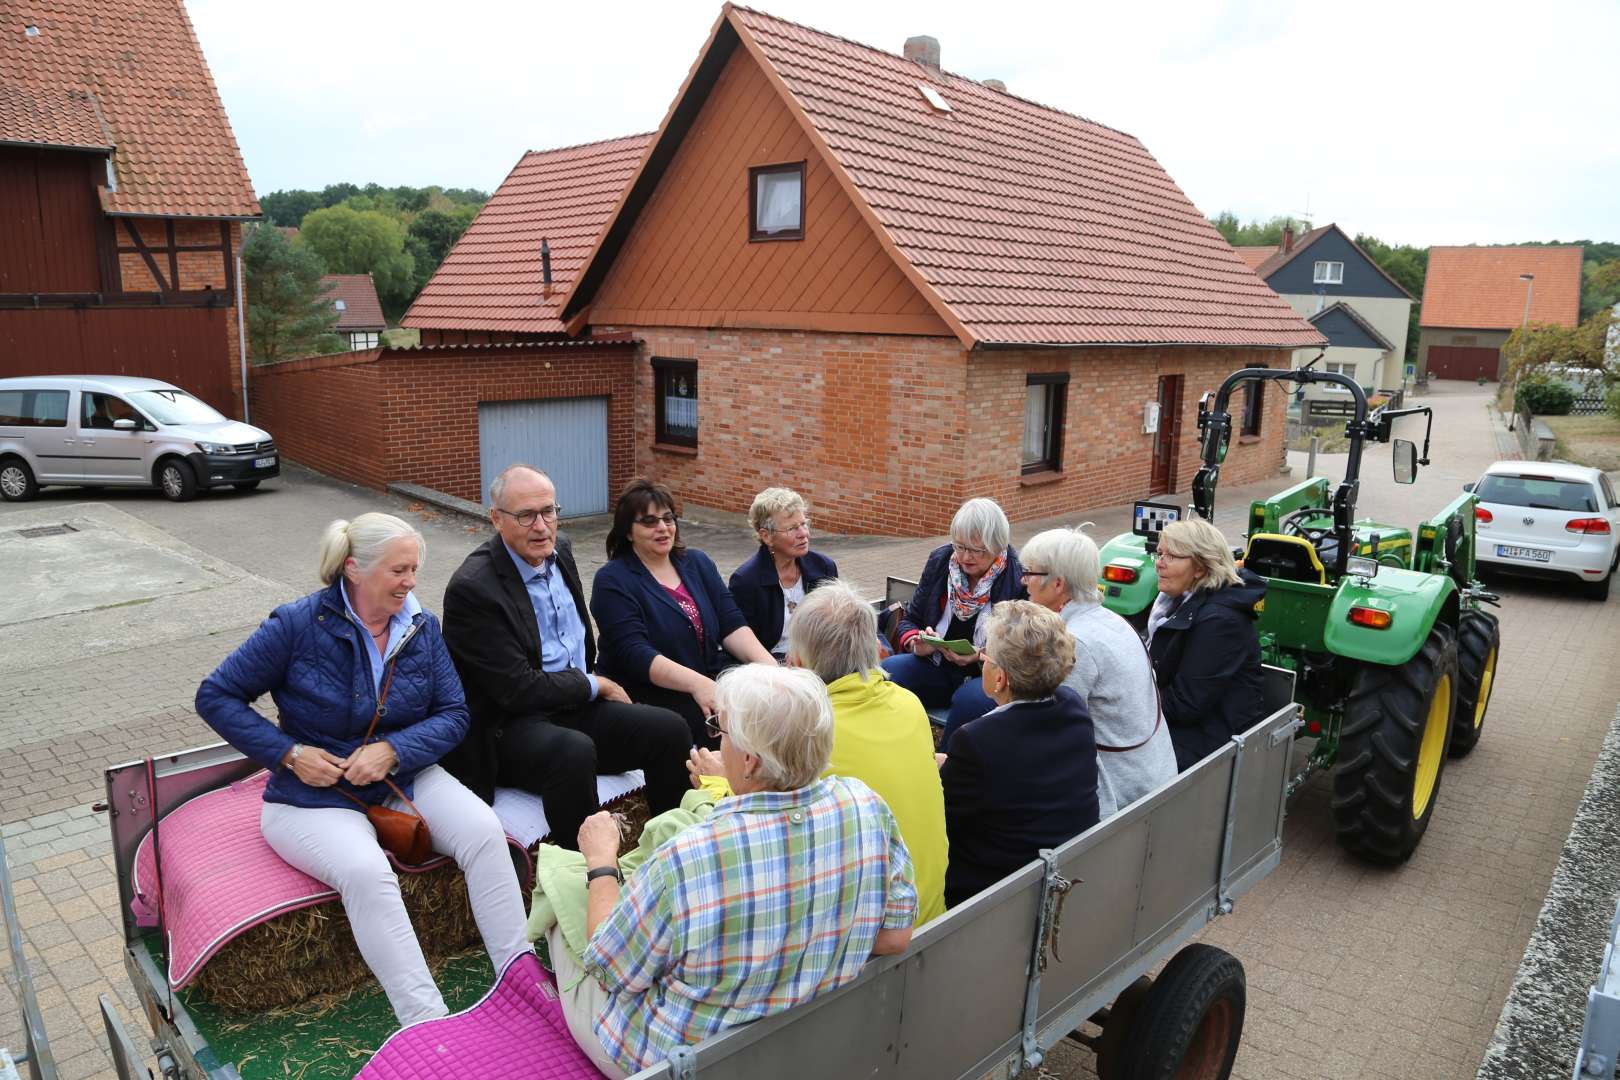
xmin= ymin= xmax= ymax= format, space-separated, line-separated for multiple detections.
xmin=477 ymin=397 xmax=609 ymax=517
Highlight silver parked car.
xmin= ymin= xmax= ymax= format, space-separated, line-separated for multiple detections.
xmin=1470 ymin=460 xmax=1620 ymax=599
xmin=0 ymin=375 xmax=279 ymax=503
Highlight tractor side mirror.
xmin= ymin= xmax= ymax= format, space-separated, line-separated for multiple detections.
xmin=1393 ymin=439 xmax=1418 ymax=484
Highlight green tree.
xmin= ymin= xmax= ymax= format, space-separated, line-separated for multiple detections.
xmin=259 ymin=189 xmax=321 ymax=228
xmin=299 ymin=205 xmax=417 ymax=319
xmin=1504 ymin=307 xmax=1617 ymax=378
xmin=1353 ymin=233 xmax=1429 ymax=364
xmin=1581 ymin=259 xmax=1620 ymax=322
xmin=1210 ymin=212 xmax=1311 ymax=247
xmin=242 ymin=224 xmax=339 ymax=364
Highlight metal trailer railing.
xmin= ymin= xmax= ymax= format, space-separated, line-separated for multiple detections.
xmin=91 ymin=701 xmax=1296 ymax=1079
xmin=1 ymin=835 xmax=56 ymax=1080
xmin=1575 ymin=897 xmax=1620 ymax=1079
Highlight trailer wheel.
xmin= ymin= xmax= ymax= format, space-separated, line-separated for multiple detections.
xmin=1331 ymin=624 xmax=1457 ymax=863
xmin=1449 ymin=611 xmax=1498 ymax=758
xmin=1116 ymin=945 xmax=1245 ymax=1080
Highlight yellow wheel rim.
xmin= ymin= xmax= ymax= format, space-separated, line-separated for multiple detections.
xmin=1473 ymin=646 xmax=1497 ymax=730
xmin=1413 ymin=673 xmax=1450 ymax=820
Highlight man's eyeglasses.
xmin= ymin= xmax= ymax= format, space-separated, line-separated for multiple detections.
xmin=703 ymin=714 xmax=724 ymax=740
xmin=496 ymin=504 xmax=561 ymax=528
xmin=635 ymin=512 xmax=678 ymax=528
xmin=769 ymin=517 xmax=812 ymax=535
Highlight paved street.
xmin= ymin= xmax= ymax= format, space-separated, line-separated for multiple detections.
xmin=3 ymin=382 xmax=1616 ymax=1079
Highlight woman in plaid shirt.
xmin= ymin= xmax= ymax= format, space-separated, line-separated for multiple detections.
xmin=554 ymin=665 xmax=918 ymax=1077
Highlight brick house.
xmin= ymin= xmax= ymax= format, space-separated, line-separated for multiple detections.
xmin=321 ymin=274 xmax=388 ymax=350
xmin=403 ymin=6 xmax=1321 ymax=534
xmin=0 ymin=1 xmax=261 ymax=416
xmin=1418 ymin=246 xmax=1583 ymax=381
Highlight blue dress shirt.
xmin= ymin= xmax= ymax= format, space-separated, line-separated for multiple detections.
xmin=505 ymin=542 xmax=598 ymax=700
xmin=340 ymin=580 xmax=422 ymax=697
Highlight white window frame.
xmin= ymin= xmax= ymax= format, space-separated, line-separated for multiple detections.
xmin=350 ymin=331 xmax=379 ymax=350
xmin=1321 ymin=361 xmax=1357 ymax=390
xmin=1313 ymin=261 xmax=1344 ymax=285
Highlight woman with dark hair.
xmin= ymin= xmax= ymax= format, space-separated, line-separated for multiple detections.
xmin=590 ymin=479 xmax=776 ymax=745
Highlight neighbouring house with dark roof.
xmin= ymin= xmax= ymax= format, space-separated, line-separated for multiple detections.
xmin=1241 ymin=225 xmax=1413 ymax=419
xmin=0 ymin=1 xmax=261 ymax=417
xmin=321 ymin=274 xmax=388 ymax=350
xmin=1418 ymin=246 xmax=1583 ymax=381
xmin=391 ymin=5 xmax=1321 ymax=534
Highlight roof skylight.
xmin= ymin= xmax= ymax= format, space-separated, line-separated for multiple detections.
xmin=917 ymin=84 xmax=952 ymax=114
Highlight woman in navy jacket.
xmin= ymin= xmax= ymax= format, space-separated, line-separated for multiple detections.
xmin=194 ymin=513 xmax=528 ymax=1026
xmin=729 ymin=487 xmax=838 ymax=659
xmin=881 ymin=498 xmax=1026 ymax=746
xmin=591 ymin=479 xmax=777 ymax=745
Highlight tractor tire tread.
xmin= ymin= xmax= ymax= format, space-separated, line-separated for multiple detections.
xmin=1450 ymin=611 xmax=1499 ymax=757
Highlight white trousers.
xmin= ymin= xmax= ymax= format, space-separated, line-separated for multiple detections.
xmin=261 ymin=764 xmax=531 ymax=1026
xmin=548 ymin=925 xmax=630 ymax=1079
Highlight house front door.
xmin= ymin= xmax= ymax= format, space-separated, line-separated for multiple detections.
xmin=1149 ymin=374 xmax=1183 ymax=496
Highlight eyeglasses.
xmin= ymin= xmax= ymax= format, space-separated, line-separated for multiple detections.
xmin=951 ymin=542 xmax=992 ymax=557
xmin=703 ymin=714 xmax=725 ymax=740
xmin=496 ymin=504 xmax=561 ymax=528
xmin=1022 ymin=567 xmax=1050 ymax=581
xmin=1154 ymin=551 xmax=1192 ymax=563
xmin=635 ymin=512 xmax=678 ymax=529
xmin=769 ymin=517 xmax=812 ymax=535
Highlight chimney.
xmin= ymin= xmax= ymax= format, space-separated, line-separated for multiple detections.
xmin=1280 ymin=225 xmax=1294 ymax=255
xmin=540 ymin=238 xmax=552 ymax=296
xmin=904 ymin=35 xmax=940 ymax=71
xmin=983 ymin=78 xmax=1006 ymax=92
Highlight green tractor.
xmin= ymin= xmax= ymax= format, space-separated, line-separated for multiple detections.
xmin=1100 ymin=366 xmax=1500 ymax=863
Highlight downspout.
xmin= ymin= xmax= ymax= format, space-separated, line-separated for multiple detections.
xmin=235 ymin=250 xmax=249 ymax=422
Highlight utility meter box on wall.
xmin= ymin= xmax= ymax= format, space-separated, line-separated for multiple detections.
xmin=1142 ymin=402 xmax=1161 ymax=434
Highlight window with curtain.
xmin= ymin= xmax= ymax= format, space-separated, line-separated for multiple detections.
xmin=750 ymin=162 xmax=805 ymax=240
xmin=653 ymin=358 xmax=699 ymax=447
xmin=1022 ymin=373 xmax=1069 ymax=473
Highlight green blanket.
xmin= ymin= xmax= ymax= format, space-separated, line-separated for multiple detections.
xmin=527 ymin=787 xmax=717 ymax=989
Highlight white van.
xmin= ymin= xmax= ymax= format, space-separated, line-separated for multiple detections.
xmin=0 ymin=375 xmax=278 ymax=502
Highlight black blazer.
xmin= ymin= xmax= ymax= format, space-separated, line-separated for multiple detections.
xmin=728 ymin=545 xmax=839 ymax=653
xmin=440 ymin=532 xmax=595 ymax=802
xmin=590 ymin=547 xmax=748 ymax=686
xmin=1148 ymin=570 xmax=1267 ymax=771
xmin=940 ymin=688 xmax=1099 ymax=907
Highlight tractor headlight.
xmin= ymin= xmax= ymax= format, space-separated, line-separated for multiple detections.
xmin=1346 ymin=556 xmax=1380 ymax=579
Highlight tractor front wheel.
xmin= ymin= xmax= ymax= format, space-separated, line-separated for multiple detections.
xmin=1450 ymin=611 xmax=1499 ymax=758
xmin=1330 ymin=625 xmax=1458 ymax=864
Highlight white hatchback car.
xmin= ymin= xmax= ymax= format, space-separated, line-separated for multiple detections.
xmin=1470 ymin=461 xmax=1620 ymax=599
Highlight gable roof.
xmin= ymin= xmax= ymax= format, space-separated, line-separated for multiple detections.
xmin=563 ymin=5 xmax=1322 ymax=350
xmin=401 ymin=134 xmax=651 ymax=335
xmin=1250 ymin=224 xmax=1413 ymax=299
xmin=320 ymin=274 xmax=386 ymax=331
xmin=1 ymin=1 xmax=259 ymax=219
xmin=1233 ymin=245 xmax=1277 ymax=272
xmin=1308 ymin=301 xmax=1396 ymax=352
xmin=0 ymin=82 xmax=112 ymax=151
xmin=1420 ymin=245 xmax=1583 ymax=330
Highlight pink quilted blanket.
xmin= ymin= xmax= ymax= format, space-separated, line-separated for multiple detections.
xmin=130 ymin=771 xmax=528 ymax=989
xmin=358 ymin=951 xmax=607 ymax=1079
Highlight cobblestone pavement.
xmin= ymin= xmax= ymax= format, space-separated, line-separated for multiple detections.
xmin=2 ymin=382 xmax=1616 ymax=1079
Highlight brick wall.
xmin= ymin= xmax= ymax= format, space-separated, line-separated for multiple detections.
xmin=249 ymin=344 xmax=638 ymax=501
xmin=604 ymin=326 xmax=1289 ymax=536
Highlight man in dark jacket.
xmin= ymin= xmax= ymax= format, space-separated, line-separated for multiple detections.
xmin=441 ymin=465 xmax=690 ymax=849
xmin=1146 ymin=519 xmax=1268 ymax=771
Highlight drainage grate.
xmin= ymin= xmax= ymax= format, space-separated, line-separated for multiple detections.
xmin=15 ymin=524 xmax=78 ymax=539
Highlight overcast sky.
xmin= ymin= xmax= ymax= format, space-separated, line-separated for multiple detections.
xmin=191 ymin=0 xmax=1619 ymax=249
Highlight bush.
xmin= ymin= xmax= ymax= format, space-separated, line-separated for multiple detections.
xmin=1606 ymin=383 xmax=1620 ymax=421
xmin=1515 ymin=376 xmax=1576 ymax=416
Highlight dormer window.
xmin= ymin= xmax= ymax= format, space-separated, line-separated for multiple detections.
xmin=749 ymin=162 xmax=804 ymax=241
xmin=1313 ymin=260 xmax=1344 ymax=285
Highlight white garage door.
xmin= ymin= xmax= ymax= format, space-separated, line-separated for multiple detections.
xmin=477 ymin=397 xmax=609 ymax=517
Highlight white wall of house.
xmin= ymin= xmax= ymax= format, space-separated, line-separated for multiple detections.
xmin=1275 ymin=293 xmax=1411 ymax=393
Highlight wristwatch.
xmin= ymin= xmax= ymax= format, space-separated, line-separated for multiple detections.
xmin=288 ymin=743 xmax=303 ymax=765
xmin=586 ymin=865 xmax=624 ymax=885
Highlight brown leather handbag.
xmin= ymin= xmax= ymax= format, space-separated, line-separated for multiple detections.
xmin=337 ymin=657 xmax=435 ymax=864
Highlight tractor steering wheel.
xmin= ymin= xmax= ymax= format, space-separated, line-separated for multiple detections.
xmin=1279 ymin=507 xmax=1335 ymax=550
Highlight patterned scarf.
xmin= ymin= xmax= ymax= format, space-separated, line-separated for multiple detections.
xmin=944 ymin=549 xmax=1007 ymax=630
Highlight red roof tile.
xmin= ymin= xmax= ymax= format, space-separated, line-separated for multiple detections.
xmin=1234 ymin=245 xmax=1277 ymax=272
xmin=0 ymin=82 xmax=111 ymax=150
xmin=1420 ymin=245 xmax=1583 ymax=330
xmin=402 ymin=134 xmax=651 ymax=334
xmin=1 ymin=1 xmax=259 ymax=219
xmin=320 ymin=274 xmax=386 ymax=331
xmin=565 ymin=6 xmax=1322 ymax=349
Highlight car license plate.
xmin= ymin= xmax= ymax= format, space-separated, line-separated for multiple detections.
xmin=254 ymin=455 xmax=276 ymax=469
xmin=1497 ymin=544 xmax=1550 ymax=562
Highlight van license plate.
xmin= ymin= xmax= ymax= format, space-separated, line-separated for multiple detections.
xmin=1497 ymin=544 xmax=1550 ymax=562
xmin=254 ymin=455 xmax=276 ymax=469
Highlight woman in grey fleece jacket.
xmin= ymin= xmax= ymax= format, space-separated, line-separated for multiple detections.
xmin=1019 ymin=527 xmax=1177 ymax=818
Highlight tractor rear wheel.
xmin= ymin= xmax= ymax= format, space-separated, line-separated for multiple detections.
xmin=1450 ymin=611 xmax=1499 ymax=758
xmin=1330 ymin=625 xmax=1458 ymax=864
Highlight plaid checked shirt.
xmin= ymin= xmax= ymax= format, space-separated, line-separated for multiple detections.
xmin=582 ymin=774 xmax=917 ymax=1072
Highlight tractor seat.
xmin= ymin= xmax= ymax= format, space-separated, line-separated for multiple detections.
xmin=1244 ymin=533 xmax=1327 ymax=585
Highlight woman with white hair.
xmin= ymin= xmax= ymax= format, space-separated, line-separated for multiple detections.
xmin=195 ymin=513 xmax=529 ymax=1026
xmin=560 ymin=665 xmax=917 ymax=1077
xmin=1019 ymin=527 xmax=1177 ymax=818
xmin=938 ymin=600 xmax=1098 ymax=907
xmin=729 ymin=487 xmax=839 ymax=659
xmin=1147 ymin=519 xmax=1267 ymax=771
xmin=881 ymin=497 xmax=1027 ymax=744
